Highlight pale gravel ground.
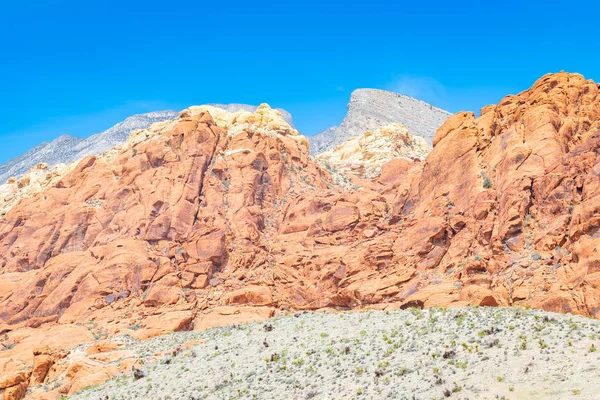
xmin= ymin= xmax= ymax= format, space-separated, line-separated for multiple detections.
xmin=68 ymin=307 xmax=600 ymax=400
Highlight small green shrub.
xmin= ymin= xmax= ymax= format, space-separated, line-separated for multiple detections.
xmin=481 ymin=171 xmax=492 ymax=189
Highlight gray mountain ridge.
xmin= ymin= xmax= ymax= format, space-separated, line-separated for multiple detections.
xmin=0 ymin=111 xmax=179 ymax=185
xmin=308 ymin=126 xmax=337 ymax=155
xmin=0 ymin=105 xmax=294 ymax=184
xmin=309 ymin=89 xmax=453 ymax=154
xmin=0 ymin=141 xmax=55 ymax=178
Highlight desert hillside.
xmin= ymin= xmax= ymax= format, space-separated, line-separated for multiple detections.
xmin=1 ymin=72 xmax=600 ymax=399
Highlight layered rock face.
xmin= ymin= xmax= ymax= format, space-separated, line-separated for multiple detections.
xmin=310 ymin=89 xmax=452 ymax=153
xmin=316 ymin=123 xmax=431 ymax=178
xmin=386 ymin=72 xmax=600 ymax=315
xmin=2 ymin=72 xmax=600 ymax=399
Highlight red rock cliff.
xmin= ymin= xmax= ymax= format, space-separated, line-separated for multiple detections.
xmin=2 ymin=73 xmax=600 ymax=399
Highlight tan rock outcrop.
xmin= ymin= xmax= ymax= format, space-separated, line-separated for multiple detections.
xmin=316 ymin=123 xmax=430 ymax=178
xmin=0 ymin=163 xmax=74 ymax=218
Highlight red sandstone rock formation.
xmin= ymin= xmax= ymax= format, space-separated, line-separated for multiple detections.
xmin=2 ymin=72 xmax=600 ymax=399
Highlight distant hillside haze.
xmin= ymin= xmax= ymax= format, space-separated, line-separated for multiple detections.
xmin=309 ymin=89 xmax=452 ymax=154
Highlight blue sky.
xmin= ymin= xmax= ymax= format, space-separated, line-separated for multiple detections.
xmin=1 ymin=0 xmax=599 ymax=163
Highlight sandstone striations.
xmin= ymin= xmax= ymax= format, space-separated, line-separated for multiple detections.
xmin=2 ymin=72 xmax=600 ymax=399
xmin=310 ymin=89 xmax=452 ymax=154
xmin=0 ymin=104 xmax=331 ymax=399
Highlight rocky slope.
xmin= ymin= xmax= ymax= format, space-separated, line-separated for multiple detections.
xmin=2 ymin=72 xmax=600 ymax=399
xmin=67 ymin=307 xmax=600 ymax=400
xmin=0 ymin=103 xmax=328 ymax=399
xmin=309 ymin=89 xmax=452 ymax=154
xmin=0 ymin=143 xmax=55 ymax=182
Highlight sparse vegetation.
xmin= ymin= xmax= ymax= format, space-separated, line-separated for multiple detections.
xmin=67 ymin=307 xmax=600 ymax=400
xmin=481 ymin=171 xmax=492 ymax=189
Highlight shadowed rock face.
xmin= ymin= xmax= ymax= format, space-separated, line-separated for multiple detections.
xmin=310 ymin=89 xmax=452 ymax=154
xmin=2 ymin=72 xmax=600 ymax=399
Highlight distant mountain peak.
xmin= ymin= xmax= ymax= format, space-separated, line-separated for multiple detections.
xmin=309 ymin=88 xmax=452 ymax=154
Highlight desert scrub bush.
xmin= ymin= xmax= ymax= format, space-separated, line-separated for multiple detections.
xmin=589 ymin=344 xmax=597 ymax=353
xmin=382 ymin=333 xmax=392 ymax=344
xmin=481 ymin=171 xmax=492 ymax=189
xmin=454 ymin=361 xmax=467 ymax=370
xmin=452 ymin=382 xmax=463 ymax=392
xmin=409 ymin=308 xmax=423 ymax=318
xmin=1 ymin=342 xmax=15 ymax=351
xmin=383 ymin=347 xmax=395 ymax=357
xmin=292 ymin=358 xmax=305 ymax=366
xmin=128 ymin=323 xmax=141 ymax=331
xmin=264 ymin=353 xmax=281 ymax=363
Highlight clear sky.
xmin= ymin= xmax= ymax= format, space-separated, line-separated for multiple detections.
xmin=1 ymin=0 xmax=599 ymax=163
